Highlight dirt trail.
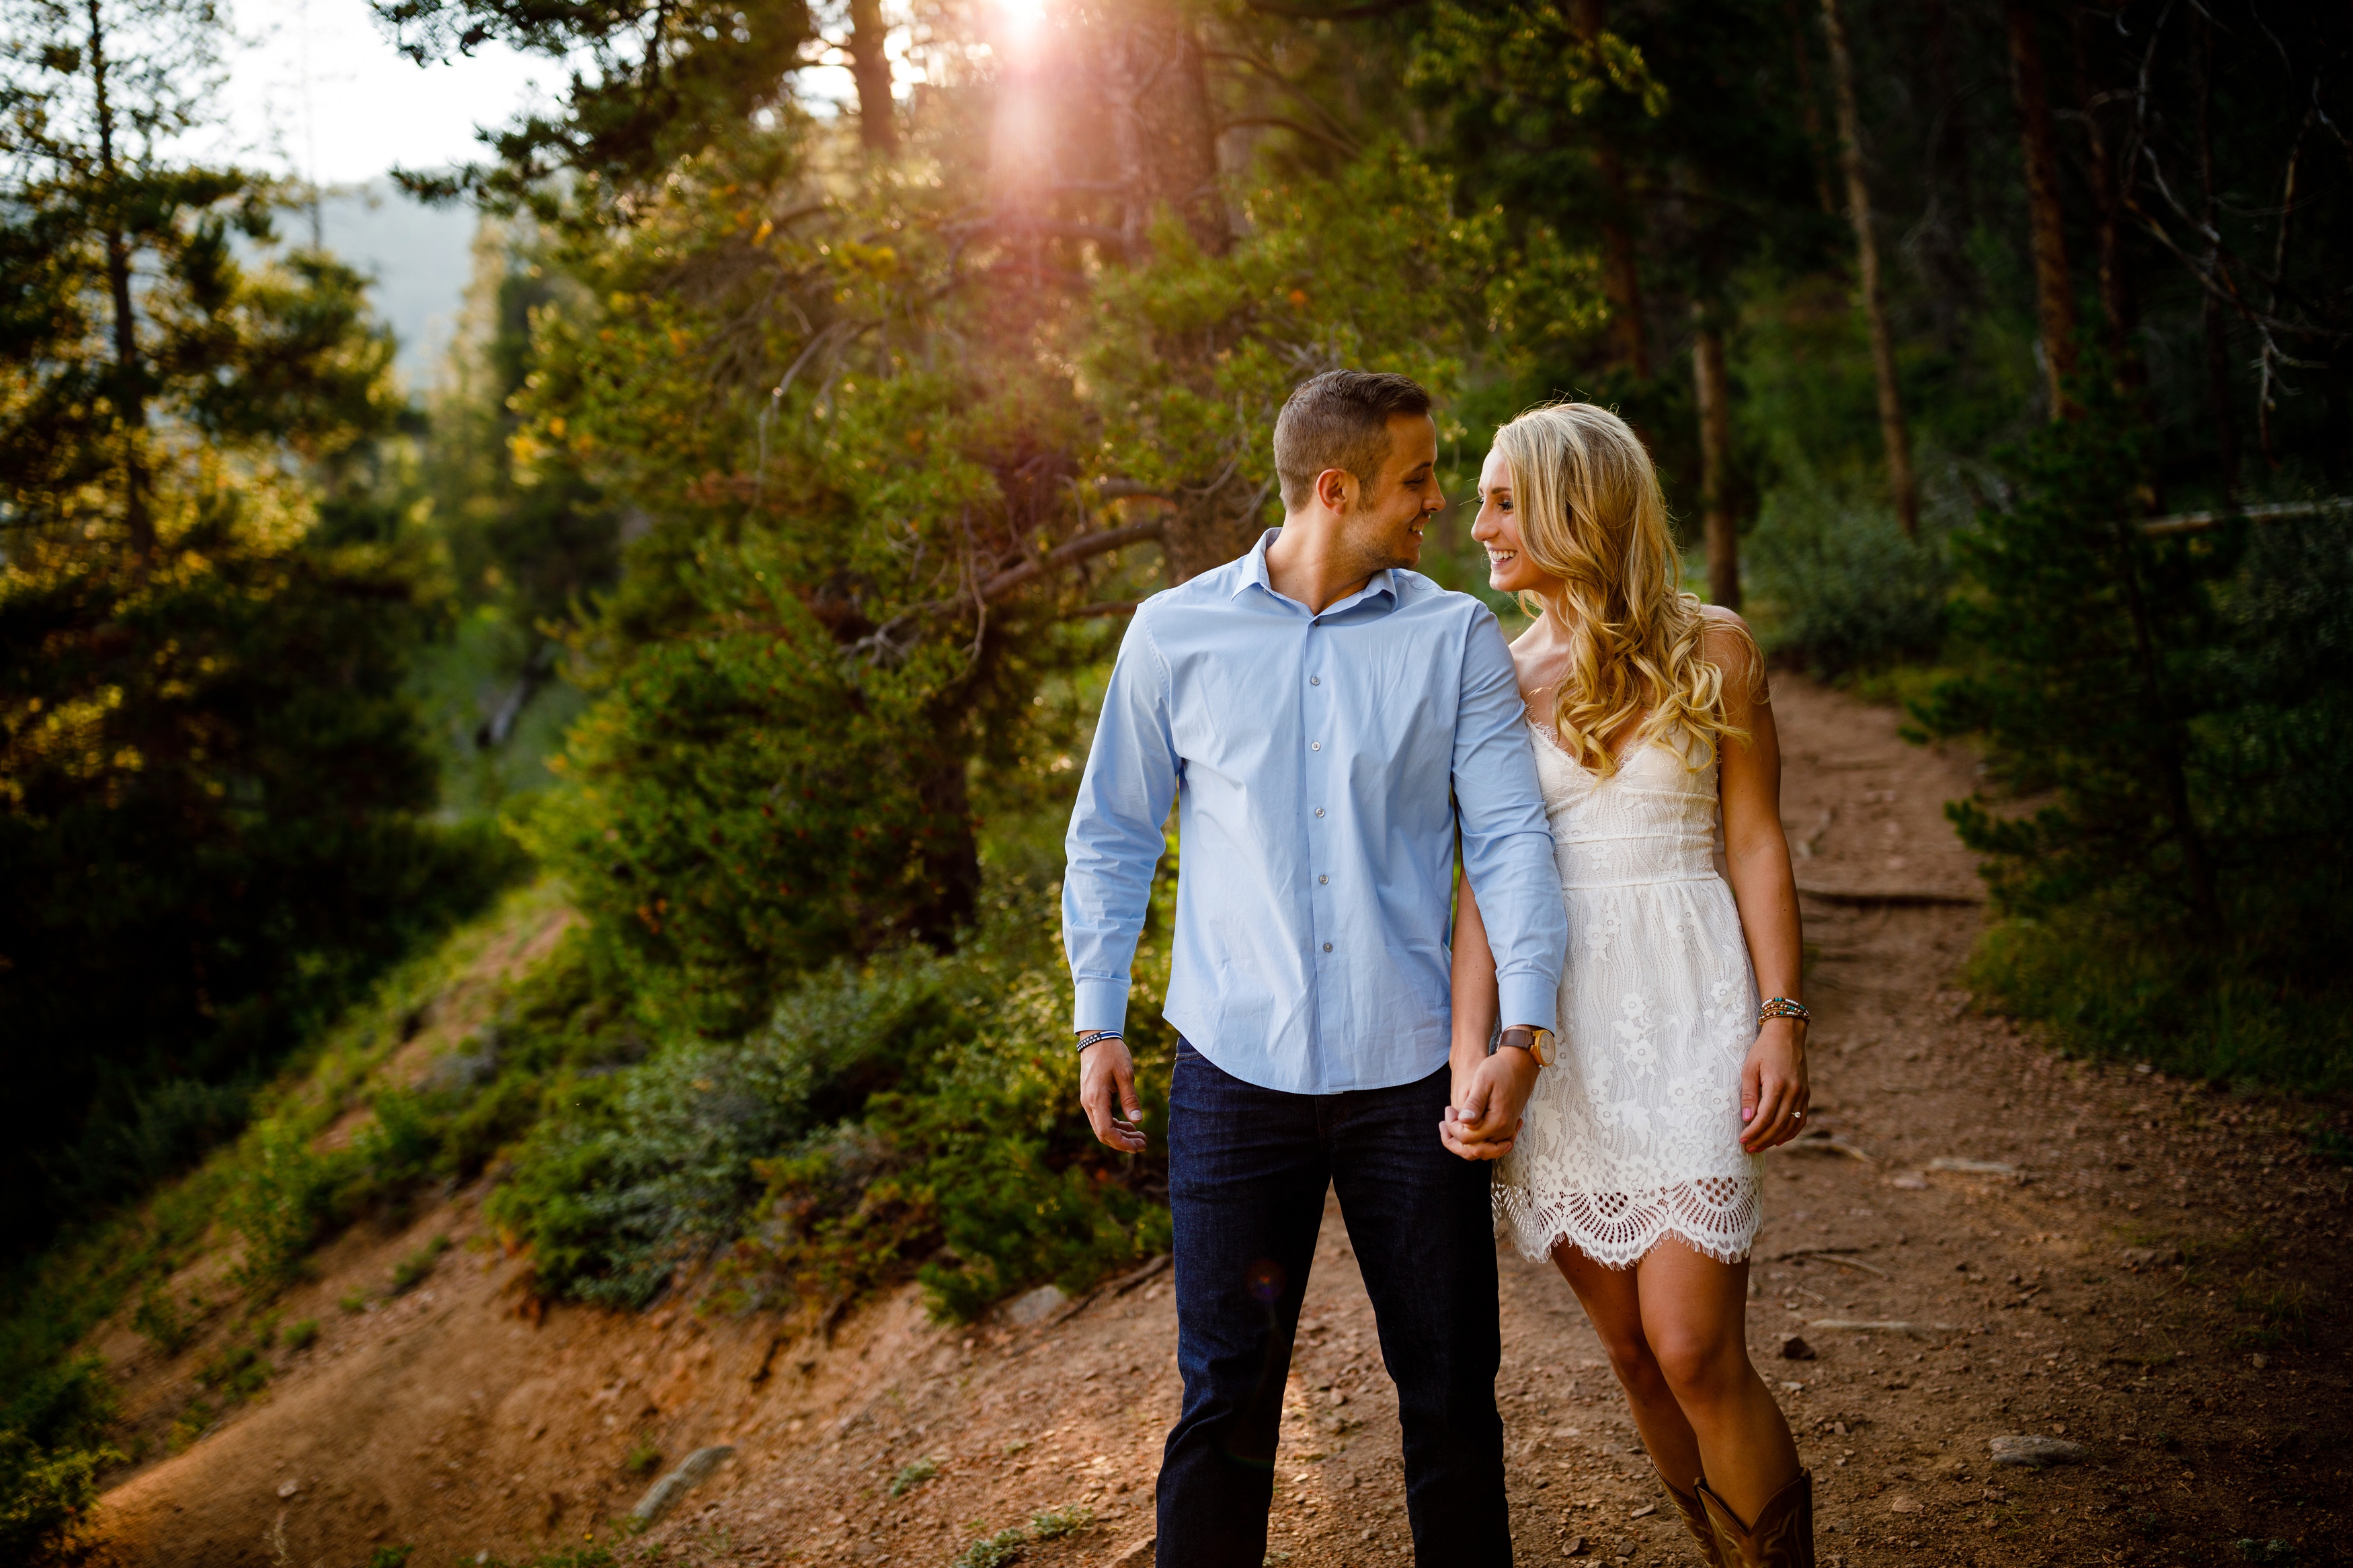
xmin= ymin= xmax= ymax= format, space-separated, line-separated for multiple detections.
xmin=91 ymin=677 xmax=2351 ymax=1568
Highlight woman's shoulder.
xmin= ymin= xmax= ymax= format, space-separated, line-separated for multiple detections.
xmin=1693 ymin=602 xmax=1767 ymax=700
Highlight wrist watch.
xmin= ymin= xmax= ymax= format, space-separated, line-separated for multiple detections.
xmin=1492 ymin=1025 xmax=1556 ymax=1068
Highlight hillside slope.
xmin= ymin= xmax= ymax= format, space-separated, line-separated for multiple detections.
xmin=86 ymin=677 xmax=2352 ymax=1567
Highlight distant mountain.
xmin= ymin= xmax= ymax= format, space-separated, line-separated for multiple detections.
xmin=315 ymin=183 xmax=481 ymax=391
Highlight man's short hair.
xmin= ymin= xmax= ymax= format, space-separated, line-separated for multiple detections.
xmin=1273 ymin=370 xmax=1434 ymax=511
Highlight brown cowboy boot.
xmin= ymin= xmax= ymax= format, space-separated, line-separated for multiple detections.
xmin=1665 ymin=1476 xmax=1727 ymax=1567
xmin=1694 ymin=1470 xmax=1815 ymax=1568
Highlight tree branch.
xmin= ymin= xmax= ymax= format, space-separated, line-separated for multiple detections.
xmin=978 ymin=518 xmax=1166 ymax=601
xmin=1242 ymin=0 xmax=1425 ymax=19
xmin=1218 ymin=115 xmax=1361 ymax=159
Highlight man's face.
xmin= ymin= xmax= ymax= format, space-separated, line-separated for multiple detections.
xmin=1340 ymin=413 xmax=1445 ymax=573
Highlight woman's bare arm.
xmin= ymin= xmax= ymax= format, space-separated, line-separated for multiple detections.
xmin=1442 ymin=874 xmax=1533 ymax=1159
xmin=1706 ymin=608 xmax=1810 ymax=1153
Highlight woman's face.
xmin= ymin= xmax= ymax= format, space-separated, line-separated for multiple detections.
xmin=1470 ymin=447 xmax=1564 ymax=598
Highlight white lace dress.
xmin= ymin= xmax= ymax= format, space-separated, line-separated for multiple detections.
xmin=1493 ymin=721 xmax=1763 ymax=1269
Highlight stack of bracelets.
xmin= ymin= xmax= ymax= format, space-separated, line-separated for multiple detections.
xmin=1757 ymin=997 xmax=1810 ymax=1025
xmin=1076 ymin=1029 xmax=1123 ymax=1053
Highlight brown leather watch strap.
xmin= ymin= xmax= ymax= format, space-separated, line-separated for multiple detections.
xmin=1495 ymin=1026 xmax=1555 ymax=1067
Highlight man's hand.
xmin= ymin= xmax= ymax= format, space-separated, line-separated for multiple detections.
xmin=1080 ymin=1036 xmax=1148 ymax=1153
xmin=1441 ymin=1048 xmax=1540 ymax=1161
xmin=1739 ymin=1017 xmax=1810 ymax=1153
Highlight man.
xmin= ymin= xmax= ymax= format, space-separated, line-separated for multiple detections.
xmin=1062 ymin=369 xmax=1568 ymax=1566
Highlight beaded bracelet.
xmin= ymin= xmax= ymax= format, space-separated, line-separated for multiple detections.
xmin=1757 ymin=997 xmax=1810 ymax=1025
xmin=1075 ymin=1030 xmax=1124 ymax=1053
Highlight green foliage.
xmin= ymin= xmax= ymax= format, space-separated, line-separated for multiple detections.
xmin=0 ymin=0 xmax=526 ymax=1260
xmin=131 ymin=1281 xmax=193 ymax=1355
xmin=224 ymin=1116 xmax=340 ymax=1288
xmin=623 ymin=1434 xmax=662 ymax=1476
xmin=952 ymin=1527 xmax=1029 ymax=1568
xmin=0 ymin=1356 xmax=120 ymax=1565
xmin=281 ymin=1317 xmax=319 ymax=1352
xmin=365 ymin=1547 xmax=415 ymax=1568
xmin=1029 ymin=1504 xmax=1094 ymax=1539
xmin=389 ymin=1235 xmax=450 ymax=1295
xmin=1745 ymin=466 xmax=1951 ymax=674
xmin=887 ymin=1456 xmax=938 ymax=1497
xmin=1923 ymin=385 xmax=2353 ymax=1087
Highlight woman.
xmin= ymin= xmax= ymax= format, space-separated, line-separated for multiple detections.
xmin=1443 ymin=402 xmax=1814 ymax=1567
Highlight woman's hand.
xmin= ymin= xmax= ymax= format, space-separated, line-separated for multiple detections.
xmin=1443 ymin=1049 xmax=1540 ymax=1161
xmin=1739 ymin=1016 xmax=1810 ymax=1153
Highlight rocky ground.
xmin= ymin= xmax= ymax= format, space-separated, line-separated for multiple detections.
xmin=88 ymin=676 xmax=2353 ymax=1568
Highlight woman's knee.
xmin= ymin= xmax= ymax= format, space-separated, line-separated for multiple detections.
xmin=1649 ymin=1324 xmax=1749 ymax=1406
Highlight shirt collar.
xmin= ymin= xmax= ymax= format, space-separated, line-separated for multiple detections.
xmin=1234 ymin=528 xmax=1400 ymax=614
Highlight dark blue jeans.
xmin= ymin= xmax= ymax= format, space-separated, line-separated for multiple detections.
xmin=1156 ymin=1042 xmax=1511 ymax=1567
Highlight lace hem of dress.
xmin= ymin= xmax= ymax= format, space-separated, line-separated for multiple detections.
xmin=1493 ymin=1175 xmax=1761 ymax=1271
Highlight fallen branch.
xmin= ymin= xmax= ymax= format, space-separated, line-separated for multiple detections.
xmin=2136 ymin=495 xmax=2352 ymax=537
xmin=1045 ymin=1253 xmax=1173 ymax=1329
xmin=1776 ymin=1249 xmax=1892 ymax=1279
xmin=1797 ymin=883 xmax=1985 ymax=908
xmin=1808 ymin=1319 xmax=1962 ymax=1335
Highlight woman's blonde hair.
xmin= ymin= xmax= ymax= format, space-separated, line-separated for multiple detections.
xmin=1491 ymin=401 xmax=1751 ymax=776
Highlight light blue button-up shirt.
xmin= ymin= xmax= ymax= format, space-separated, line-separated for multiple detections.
xmin=1062 ymin=530 xmax=1568 ymax=1096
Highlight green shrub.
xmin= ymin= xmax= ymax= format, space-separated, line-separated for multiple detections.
xmin=1925 ymin=386 xmax=2353 ymax=1089
xmin=623 ymin=1434 xmax=662 ymax=1475
xmin=1030 ymin=1504 xmax=1094 ymax=1539
xmin=223 ymin=1118 xmax=340 ymax=1289
xmin=952 ymin=1527 xmax=1029 ymax=1568
xmin=889 ymin=1456 xmax=939 ymax=1497
xmin=389 ymin=1236 xmax=451 ymax=1295
xmin=0 ymin=1356 xmax=121 ymax=1565
xmin=1745 ymin=464 xmax=1951 ymax=675
xmin=365 ymin=1547 xmax=415 ymax=1568
xmin=131 ymin=1282 xmax=193 ymax=1356
xmin=282 ymin=1317 xmax=319 ymax=1352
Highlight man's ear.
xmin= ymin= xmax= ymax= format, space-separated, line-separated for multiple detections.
xmin=1314 ymin=466 xmax=1354 ymax=515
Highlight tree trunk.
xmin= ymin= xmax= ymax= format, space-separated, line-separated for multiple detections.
xmin=2005 ymin=0 xmax=2079 ymax=420
xmin=1105 ymin=0 xmax=1228 ymax=258
xmin=1783 ymin=0 xmax=1838 ymax=217
xmin=848 ymin=0 xmax=897 ymax=157
xmin=1819 ymin=0 xmax=1919 ymax=536
xmin=2195 ymin=13 xmax=2239 ymax=499
xmin=1570 ymin=0 xmax=1650 ymax=378
xmin=1692 ymin=308 xmax=1738 ymax=608
xmin=2069 ymin=7 xmax=2138 ymax=373
xmin=87 ymin=0 xmax=151 ymax=558
xmin=1918 ymin=0 xmax=1977 ymax=349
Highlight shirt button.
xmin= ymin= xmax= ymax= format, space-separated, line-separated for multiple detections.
xmin=1323 ymin=942 xmax=1334 ymax=953
xmin=1310 ymin=741 xmax=1322 ymax=751
xmin=1318 ymin=874 xmax=1328 ymax=884
xmin=1314 ymin=807 xmax=1324 ymax=819
xmin=1310 ymin=675 xmax=1320 ymax=686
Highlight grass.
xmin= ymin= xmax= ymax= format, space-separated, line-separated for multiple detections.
xmin=1967 ymin=902 xmax=2353 ymax=1094
xmin=281 ymin=1317 xmax=319 ymax=1352
xmin=389 ymin=1235 xmax=451 ymax=1294
xmin=623 ymin=1435 xmax=662 ymax=1477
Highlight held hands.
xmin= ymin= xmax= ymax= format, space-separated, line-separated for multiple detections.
xmin=1739 ymin=1016 xmax=1811 ymax=1153
xmin=1078 ymin=1036 xmax=1148 ymax=1153
xmin=1441 ymin=1048 xmax=1541 ymax=1161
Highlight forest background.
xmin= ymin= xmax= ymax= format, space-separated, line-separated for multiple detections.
xmin=2 ymin=0 xmax=2348 ymax=1553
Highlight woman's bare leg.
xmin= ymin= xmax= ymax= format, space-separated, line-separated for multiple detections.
xmin=1632 ymin=1239 xmax=1802 ymax=1521
xmin=1550 ymin=1243 xmax=1706 ymax=1495
xmin=1553 ymin=1239 xmax=1802 ymax=1522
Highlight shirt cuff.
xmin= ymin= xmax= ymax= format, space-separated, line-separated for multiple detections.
xmin=1072 ymin=977 xmax=1132 ymax=1036
xmin=1497 ymin=975 xmax=1558 ymax=1036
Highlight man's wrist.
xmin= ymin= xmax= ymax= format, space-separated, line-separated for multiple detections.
xmin=1492 ymin=1025 xmax=1555 ymax=1068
